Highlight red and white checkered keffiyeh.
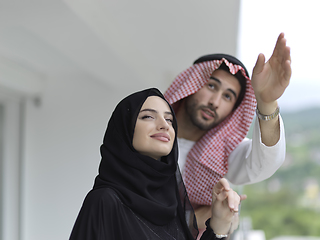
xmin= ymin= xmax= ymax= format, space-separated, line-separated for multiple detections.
xmin=164 ymin=58 xmax=256 ymax=206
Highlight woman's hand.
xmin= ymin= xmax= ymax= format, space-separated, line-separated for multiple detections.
xmin=209 ymin=178 xmax=246 ymax=235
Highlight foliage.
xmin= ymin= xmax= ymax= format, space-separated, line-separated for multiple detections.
xmin=240 ymin=107 xmax=320 ymax=239
xmin=241 ymin=187 xmax=320 ymax=239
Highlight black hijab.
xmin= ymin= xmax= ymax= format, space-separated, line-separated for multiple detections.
xmin=93 ymin=88 xmax=196 ymax=234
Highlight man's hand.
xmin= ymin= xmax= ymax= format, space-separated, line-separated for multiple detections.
xmin=251 ymin=33 xmax=291 ymax=146
xmin=251 ymin=32 xmax=291 ymax=108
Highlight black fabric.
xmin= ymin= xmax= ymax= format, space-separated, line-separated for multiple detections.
xmin=70 ymin=88 xmax=200 ymax=239
xmin=201 ymin=219 xmax=225 ymax=240
xmin=70 ymin=188 xmax=190 ymax=240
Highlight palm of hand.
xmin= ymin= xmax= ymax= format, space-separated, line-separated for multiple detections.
xmin=251 ymin=33 xmax=291 ymax=104
xmin=252 ymin=59 xmax=290 ymax=103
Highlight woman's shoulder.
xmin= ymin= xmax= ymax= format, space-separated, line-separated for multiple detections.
xmin=70 ymin=188 xmax=129 ymax=239
xmin=77 ymin=187 xmax=128 ymax=223
xmin=84 ymin=187 xmax=122 ymax=206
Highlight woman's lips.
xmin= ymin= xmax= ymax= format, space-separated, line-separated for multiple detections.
xmin=150 ymin=133 xmax=170 ymax=142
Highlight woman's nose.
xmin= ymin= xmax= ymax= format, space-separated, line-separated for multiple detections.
xmin=157 ymin=118 xmax=170 ymax=130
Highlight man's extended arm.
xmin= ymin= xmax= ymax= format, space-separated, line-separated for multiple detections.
xmin=251 ymin=32 xmax=291 ymax=146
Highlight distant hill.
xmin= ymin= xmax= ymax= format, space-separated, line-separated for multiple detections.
xmin=281 ymin=107 xmax=320 ymax=135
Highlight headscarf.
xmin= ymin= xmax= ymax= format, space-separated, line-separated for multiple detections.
xmin=164 ymin=54 xmax=256 ymax=206
xmin=93 ymin=88 xmax=198 ymax=238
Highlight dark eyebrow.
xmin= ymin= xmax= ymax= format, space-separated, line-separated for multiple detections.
xmin=210 ymin=76 xmax=221 ymax=85
xmin=140 ymin=108 xmax=157 ymax=113
xmin=209 ymin=76 xmax=238 ymax=99
xmin=140 ymin=108 xmax=173 ymax=116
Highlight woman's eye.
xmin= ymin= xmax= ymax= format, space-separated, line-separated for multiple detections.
xmin=166 ymin=118 xmax=173 ymax=124
xmin=141 ymin=115 xmax=153 ymax=120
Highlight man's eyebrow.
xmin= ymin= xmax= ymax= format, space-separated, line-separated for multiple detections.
xmin=209 ymin=76 xmax=238 ymax=99
xmin=209 ymin=76 xmax=221 ymax=84
xmin=140 ymin=108 xmax=173 ymax=115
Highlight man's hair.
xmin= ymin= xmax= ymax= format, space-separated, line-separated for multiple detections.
xmin=193 ymin=53 xmax=249 ymax=110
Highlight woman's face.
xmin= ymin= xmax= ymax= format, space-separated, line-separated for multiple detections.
xmin=132 ymin=96 xmax=175 ymax=160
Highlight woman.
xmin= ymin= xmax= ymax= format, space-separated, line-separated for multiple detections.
xmin=69 ymin=88 xmax=240 ymax=240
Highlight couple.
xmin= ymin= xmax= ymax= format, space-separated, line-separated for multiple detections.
xmin=70 ymin=33 xmax=291 ymax=239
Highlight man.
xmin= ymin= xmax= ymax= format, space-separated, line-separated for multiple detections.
xmin=164 ymin=33 xmax=291 ymax=228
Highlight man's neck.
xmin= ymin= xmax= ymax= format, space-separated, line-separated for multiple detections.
xmin=176 ymin=109 xmax=207 ymax=142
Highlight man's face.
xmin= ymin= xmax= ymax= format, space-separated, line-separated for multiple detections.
xmin=184 ymin=69 xmax=241 ymax=131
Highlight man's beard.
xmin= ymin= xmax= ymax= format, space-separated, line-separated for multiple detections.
xmin=184 ymin=97 xmax=219 ymax=131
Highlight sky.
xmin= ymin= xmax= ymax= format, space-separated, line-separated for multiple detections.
xmin=238 ymin=0 xmax=320 ymax=112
